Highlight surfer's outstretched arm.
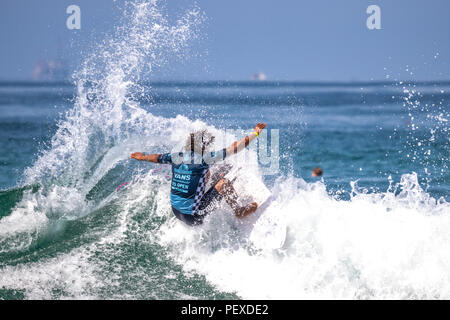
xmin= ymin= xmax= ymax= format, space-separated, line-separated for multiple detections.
xmin=130 ymin=152 xmax=160 ymax=163
xmin=225 ymin=123 xmax=266 ymax=157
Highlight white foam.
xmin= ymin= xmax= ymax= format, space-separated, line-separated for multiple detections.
xmin=156 ymin=172 xmax=450 ymax=299
xmin=0 ymin=0 xmax=204 ymax=298
xmin=0 ymin=246 xmax=99 ymax=299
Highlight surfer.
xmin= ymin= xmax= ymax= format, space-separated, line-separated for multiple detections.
xmin=130 ymin=123 xmax=267 ymax=226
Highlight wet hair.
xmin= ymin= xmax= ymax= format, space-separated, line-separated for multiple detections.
xmin=184 ymin=130 xmax=215 ymax=155
xmin=312 ymin=167 xmax=323 ymax=177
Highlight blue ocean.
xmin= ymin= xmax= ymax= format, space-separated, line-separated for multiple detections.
xmin=0 ymin=2 xmax=449 ymax=299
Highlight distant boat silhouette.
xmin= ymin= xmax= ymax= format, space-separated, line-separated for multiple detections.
xmin=251 ymin=72 xmax=267 ymax=81
xmin=33 ymin=38 xmax=69 ymax=81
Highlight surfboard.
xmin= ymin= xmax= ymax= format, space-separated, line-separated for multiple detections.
xmin=208 ymin=162 xmax=271 ymax=209
xmin=210 ymin=163 xmax=285 ymax=249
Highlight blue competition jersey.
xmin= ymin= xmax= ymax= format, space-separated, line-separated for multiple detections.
xmin=158 ymin=149 xmax=227 ymax=214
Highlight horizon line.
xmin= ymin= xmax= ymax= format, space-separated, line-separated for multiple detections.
xmin=1 ymin=79 xmax=450 ymax=87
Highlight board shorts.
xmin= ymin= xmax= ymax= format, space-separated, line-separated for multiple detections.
xmin=172 ymin=187 xmax=222 ymax=226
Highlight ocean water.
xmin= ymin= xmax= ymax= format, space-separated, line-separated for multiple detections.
xmin=0 ymin=1 xmax=449 ymax=299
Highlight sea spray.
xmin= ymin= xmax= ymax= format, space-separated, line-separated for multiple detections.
xmin=25 ymin=0 xmax=204 ymax=188
xmin=395 ymin=80 xmax=449 ymax=188
xmin=0 ymin=0 xmax=204 ymax=253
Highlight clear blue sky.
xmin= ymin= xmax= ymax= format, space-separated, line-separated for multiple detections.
xmin=1 ymin=0 xmax=449 ymax=81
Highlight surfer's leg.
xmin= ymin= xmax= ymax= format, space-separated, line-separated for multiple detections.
xmin=214 ymin=178 xmax=258 ymax=218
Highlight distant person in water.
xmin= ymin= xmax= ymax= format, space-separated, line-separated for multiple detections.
xmin=130 ymin=123 xmax=267 ymax=226
xmin=312 ymin=167 xmax=323 ymax=177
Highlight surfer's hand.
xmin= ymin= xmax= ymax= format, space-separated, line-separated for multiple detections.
xmin=130 ymin=152 xmax=145 ymax=161
xmin=254 ymin=123 xmax=266 ymax=135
